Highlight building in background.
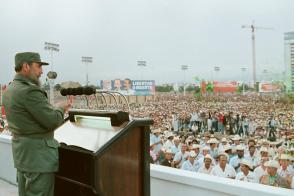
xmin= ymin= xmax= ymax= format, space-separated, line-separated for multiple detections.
xmin=284 ymin=32 xmax=294 ymax=91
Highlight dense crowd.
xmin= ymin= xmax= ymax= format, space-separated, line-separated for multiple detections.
xmin=1 ymin=93 xmax=294 ymax=189
xmin=130 ymin=93 xmax=294 ymax=189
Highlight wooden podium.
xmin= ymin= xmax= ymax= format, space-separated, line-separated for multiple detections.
xmin=54 ymin=109 xmax=153 ymax=196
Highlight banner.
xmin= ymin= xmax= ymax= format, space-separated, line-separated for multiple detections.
xmin=1 ymin=84 xmax=7 ymax=117
xmin=100 ymin=79 xmax=155 ymax=95
xmin=259 ymin=82 xmax=282 ymax=93
xmin=213 ymin=81 xmax=237 ymax=93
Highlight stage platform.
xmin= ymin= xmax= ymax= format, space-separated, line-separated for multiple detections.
xmin=0 ymin=179 xmax=17 ymax=196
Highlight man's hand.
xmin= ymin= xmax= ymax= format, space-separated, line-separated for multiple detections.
xmin=56 ymin=96 xmax=73 ymax=113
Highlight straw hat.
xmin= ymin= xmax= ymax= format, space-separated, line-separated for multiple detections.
xmin=189 ymin=151 xmax=197 ymax=158
xmin=265 ymin=160 xmax=280 ymax=169
xmin=204 ymin=154 xmax=213 ymax=161
xmin=207 ymin=138 xmax=219 ymax=144
xmin=279 ymin=154 xmax=290 ymax=160
xmin=241 ymin=159 xmax=253 ymax=170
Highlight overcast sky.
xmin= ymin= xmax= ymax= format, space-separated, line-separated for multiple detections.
xmin=0 ymin=0 xmax=294 ymax=85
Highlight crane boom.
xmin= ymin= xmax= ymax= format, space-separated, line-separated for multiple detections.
xmin=242 ymin=21 xmax=274 ymax=85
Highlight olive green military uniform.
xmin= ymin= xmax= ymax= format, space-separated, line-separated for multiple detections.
xmin=3 ymin=52 xmax=65 ymax=196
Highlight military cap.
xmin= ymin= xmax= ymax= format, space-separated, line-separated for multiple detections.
xmin=15 ymin=52 xmax=49 ymax=70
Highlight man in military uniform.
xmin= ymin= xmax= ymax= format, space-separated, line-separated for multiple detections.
xmin=3 ymin=52 xmax=72 ymax=196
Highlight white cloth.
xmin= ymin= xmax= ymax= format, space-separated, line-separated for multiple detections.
xmin=163 ymin=140 xmax=174 ymax=150
xmin=254 ymin=166 xmax=267 ymax=180
xmin=198 ymin=165 xmax=214 ymax=174
xmin=244 ymin=154 xmax=259 ymax=168
xmin=207 ymin=119 xmax=212 ymax=130
xmin=174 ymin=151 xmax=190 ymax=168
xmin=190 ymin=113 xmax=199 ymax=122
xmin=0 ymin=129 xmax=11 ymax=135
xmin=236 ymin=171 xmax=259 ymax=183
xmin=197 ymin=156 xmax=216 ymax=168
xmin=150 ymin=134 xmax=162 ymax=154
xmin=278 ymin=166 xmax=294 ymax=178
xmin=172 ymin=115 xmax=179 ymax=132
xmin=229 ymin=156 xmax=245 ymax=173
xmin=209 ymin=148 xmax=219 ymax=159
xmin=210 ymin=164 xmax=236 ymax=178
xmin=181 ymin=160 xmax=199 ymax=172
xmin=170 ymin=145 xmax=180 ymax=155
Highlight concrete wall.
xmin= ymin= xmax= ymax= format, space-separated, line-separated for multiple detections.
xmin=1 ymin=135 xmax=293 ymax=195
xmin=0 ymin=135 xmax=16 ymax=185
xmin=151 ymin=164 xmax=293 ymax=196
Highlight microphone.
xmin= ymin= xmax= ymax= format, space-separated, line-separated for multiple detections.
xmin=83 ymin=86 xmax=96 ymax=95
xmin=60 ymin=86 xmax=130 ymax=111
xmin=60 ymin=88 xmax=68 ymax=96
xmin=60 ymin=87 xmax=96 ymax=96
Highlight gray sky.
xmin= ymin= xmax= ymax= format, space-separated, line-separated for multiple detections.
xmin=0 ymin=0 xmax=294 ymax=85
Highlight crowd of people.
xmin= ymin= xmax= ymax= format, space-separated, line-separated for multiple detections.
xmin=1 ymin=92 xmax=294 ymax=190
xmin=130 ymin=93 xmax=294 ymax=189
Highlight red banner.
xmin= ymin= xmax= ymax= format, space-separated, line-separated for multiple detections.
xmin=213 ymin=81 xmax=237 ymax=93
xmin=1 ymin=84 xmax=7 ymax=117
xmin=201 ymin=81 xmax=207 ymax=94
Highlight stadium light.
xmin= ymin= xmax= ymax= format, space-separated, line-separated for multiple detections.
xmin=82 ymin=56 xmax=93 ymax=86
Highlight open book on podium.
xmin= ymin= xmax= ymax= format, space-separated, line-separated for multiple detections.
xmin=54 ymin=109 xmax=153 ymax=196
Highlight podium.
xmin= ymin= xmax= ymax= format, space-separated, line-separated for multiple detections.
xmin=54 ymin=109 xmax=153 ymax=196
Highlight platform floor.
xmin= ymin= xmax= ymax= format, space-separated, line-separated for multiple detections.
xmin=0 ymin=179 xmax=17 ymax=196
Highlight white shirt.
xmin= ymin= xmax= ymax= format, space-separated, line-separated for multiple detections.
xmin=150 ymin=134 xmax=162 ymax=154
xmin=254 ymin=166 xmax=267 ymax=180
xmin=197 ymin=156 xmax=216 ymax=168
xmin=163 ymin=140 xmax=174 ymax=150
xmin=181 ymin=160 xmax=199 ymax=172
xmin=244 ymin=154 xmax=259 ymax=168
xmin=278 ymin=166 xmax=294 ymax=178
xmin=170 ymin=145 xmax=180 ymax=154
xmin=210 ymin=164 xmax=236 ymax=178
xmin=198 ymin=165 xmax=214 ymax=174
xmin=229 ymin=156 xmax=245 ymax=173
xmin=236 ymin=171 xmax=259 ymax=183
xmin=174 ymin=151 xmax=190 ymax=168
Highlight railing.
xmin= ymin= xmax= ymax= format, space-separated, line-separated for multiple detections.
xmin=1 ymin=135 xmax=293 ymax=195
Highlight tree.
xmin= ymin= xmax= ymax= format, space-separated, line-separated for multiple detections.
xmin=155 ymin=85 xmax=174 ymax=92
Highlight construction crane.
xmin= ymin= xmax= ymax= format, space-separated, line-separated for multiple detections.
xmin=242 ymin=21 xmax=274 ymax=85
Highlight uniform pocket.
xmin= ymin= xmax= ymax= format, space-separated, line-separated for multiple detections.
xmin=45 ymin=139 xmax=60 ymax=148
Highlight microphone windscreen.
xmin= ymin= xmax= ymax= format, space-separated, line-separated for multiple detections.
xmin=67 ymin=88 xmax=74 ymax=95
xmin=83 ymin=87 xmax=96 ymax=95
xmin=60 ymin=88 xmax=68 ymax=96
xmin=75 ymin=87 xmax=84 ymax=95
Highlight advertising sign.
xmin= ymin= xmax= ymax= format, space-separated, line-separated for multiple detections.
xmin=100 ymin=79 xmax=155 ymax=95
xmin=259 ymin=82 xmax=282 ymax=93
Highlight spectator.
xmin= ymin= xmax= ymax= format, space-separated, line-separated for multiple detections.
xmin=210 ymin=153 xmax=236 ymax=179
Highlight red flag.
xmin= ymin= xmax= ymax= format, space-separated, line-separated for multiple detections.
xmin=1 ymin=106 xmax=5 ymax=117
xmin=1 ymin=84 xmax=7 ymax=117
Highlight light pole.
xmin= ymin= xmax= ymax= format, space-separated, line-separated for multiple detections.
xmin=241 ymin=67 xmax=247 ymax=94
xmin=181 ymin=65 xmax=188 ymax=96
xmin=44 ymin=42 xmax=59 ymax=105
xmin=214 ymin=66 xmax=220 ymax=81
xmin=82 ymin=57 xmax=93 ymax=86
xmin=137 ymin=60 xmax=146 ymax=80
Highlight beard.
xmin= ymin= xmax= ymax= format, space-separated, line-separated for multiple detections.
xmin=28 ymin=71 xmax=41 ymax=86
